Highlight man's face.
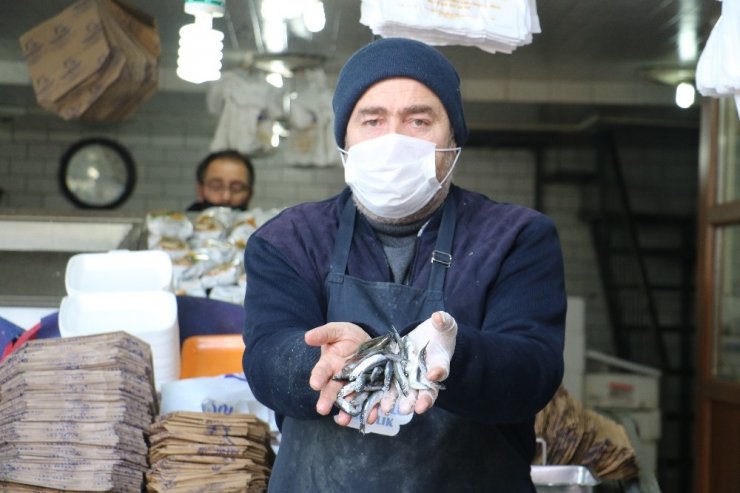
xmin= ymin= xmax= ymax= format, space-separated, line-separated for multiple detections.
xmin=345 ymin=78 xmax=454 ymax=180
xmin=344 ymin=77 xmax=457 ymax=223
xmin=197 ymin=157 xmax=252 ymax=210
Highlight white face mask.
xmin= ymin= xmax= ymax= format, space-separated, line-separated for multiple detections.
xmin=339 ymin=133 xmax=461 ymax=219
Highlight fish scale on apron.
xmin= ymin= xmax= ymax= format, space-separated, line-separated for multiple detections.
xmin=268 ymin=195 xmax=535 ymax=493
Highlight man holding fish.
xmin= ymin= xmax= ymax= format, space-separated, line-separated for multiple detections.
xmin=243 ymin=37 xmax=566 ymax=492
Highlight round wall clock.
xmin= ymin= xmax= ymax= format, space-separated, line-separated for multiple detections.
xmin=59 ymin=137 xmax=136 ymax=209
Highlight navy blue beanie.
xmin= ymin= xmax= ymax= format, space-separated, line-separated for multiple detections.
xmin=332 ymin=38 xmax=468 ymax=148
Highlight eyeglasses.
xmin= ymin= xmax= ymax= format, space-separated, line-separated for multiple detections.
xmin=205 ymin=180 xmax=250 ymax=195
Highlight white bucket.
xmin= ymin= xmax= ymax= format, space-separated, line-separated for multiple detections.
xmin=59 ymin=291 xmax=180 ymax=390
xmin=65 ymin=250 xmax=173 ymax=295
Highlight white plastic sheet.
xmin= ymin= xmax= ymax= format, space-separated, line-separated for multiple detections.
xmin=360 ymin=0 xmax=540 ymax=54
xmin=696 ymin=0 xmax=740 ymax=118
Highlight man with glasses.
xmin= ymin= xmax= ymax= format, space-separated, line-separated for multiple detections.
xmin=187 ymin=150 xmax=255 ymax=211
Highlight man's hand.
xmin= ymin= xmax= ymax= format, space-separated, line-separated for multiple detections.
xmin=404 ymin=311 xmax=457 ymax=414
xmin=305 ymin=322 xmax=370 ymax=424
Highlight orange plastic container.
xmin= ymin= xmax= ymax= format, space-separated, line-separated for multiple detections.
xmin=179 ymin=334 xmax=245 ymax=379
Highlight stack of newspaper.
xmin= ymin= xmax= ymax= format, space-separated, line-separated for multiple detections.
xmin=360 ymin=0 xmax=540 ymax=54
xmin=146 ymin=411 xmax=274 ymax=493
xmin=0 ymin=331 xmax=157 ymax=492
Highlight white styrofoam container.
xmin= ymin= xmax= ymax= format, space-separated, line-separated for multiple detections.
xmin=563 ymin=296 xmax=586 ymax=401
xmin=584 ymin=373 xmax=659 ymax=410
xmin=628 ymin=409 xmax=662 ymax=441
xmin=636 ymin=439 xmax=658 ymax=475
xmin=58 ymin=291 xmax=180 ymax=389
xmin=65 ymin=250 xmax=173 ymax=295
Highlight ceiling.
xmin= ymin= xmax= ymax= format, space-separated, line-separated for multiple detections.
xmin=0 ymin=0 xmax=723 ymax=126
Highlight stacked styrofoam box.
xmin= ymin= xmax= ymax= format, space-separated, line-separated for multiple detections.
xmin=59 ymin=250 xmax=180 ymax=390
xmin=584 ymin=350 xmax=661 ymax=475
xmin=562 ymin=296 xmax=586 ymax=401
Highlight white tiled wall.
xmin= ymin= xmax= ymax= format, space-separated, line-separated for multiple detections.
xmin=0 ymin=89 xmax=698 ymax=362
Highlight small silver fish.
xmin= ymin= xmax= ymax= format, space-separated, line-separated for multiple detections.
xmin=333 ymin=327 xmax=443 ymax=433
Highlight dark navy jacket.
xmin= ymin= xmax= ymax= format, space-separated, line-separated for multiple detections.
xmin=243 ymin=185 xmax=566 ymax=490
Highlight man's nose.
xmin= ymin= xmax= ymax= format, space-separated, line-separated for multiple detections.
xmin=387 ymin=118 xmax=403 ymax=135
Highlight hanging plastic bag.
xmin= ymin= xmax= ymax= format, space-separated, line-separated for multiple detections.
xmin=284 ymin=68 xmax=339 ymax=167
xmin=696 ymin=0 xmax=740 ymax=118
xmin=206 ymin=70 xmax=282 ymax=155
xmin=360 ymin=0 xmax=540 ymax=54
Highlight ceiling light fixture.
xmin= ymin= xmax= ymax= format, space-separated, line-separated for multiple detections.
xmin=675 ymin=81 xmax=696 ymax=109
xmin=640 ymin=67 xmax=697 ymax=109
xmin=177 ymin=0 xmax=225 ymax=84
xmin=303 ymin=1 xmax=326 ymax=33
xmin=258 ymin=0 xmax=326 ymax=49
xmin=261 ymin=0 xmax=289 ymax=52
xmin=266 ymin=72 xmax=284 ymax=88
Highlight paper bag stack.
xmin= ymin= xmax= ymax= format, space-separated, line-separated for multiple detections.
xmin=19 ymin=0 xmax=160 ymax=122
xmin=0 ymin=331 xmax=157 ymax=492
xmin=146 ymin=411 xmax=274 ymax=493
xmin=535 ymin=386 xmax=640 ymax=481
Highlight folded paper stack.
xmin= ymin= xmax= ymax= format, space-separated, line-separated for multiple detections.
xmin=146 ymin=411 xmax=274 ymax=493
xmin=0 ymin=331 xmax=157 ymax=492
xmin=534 ymin=386 xmax=640 ymax=481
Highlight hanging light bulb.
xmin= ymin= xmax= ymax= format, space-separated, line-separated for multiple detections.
xmin=675 ymin=81 xmax=695 ymax=109
xmin=177 ymin=0 xmax=225 ymax=84
xmin=304 ymin=1 xmax=326 ymax=33
xmin=271 ymin=122 xmax=283 ymax=148
xmin=266 ymin=72 xmax=284 ymax=88
xmin=263 ymin=18 xmax=288 ymax=53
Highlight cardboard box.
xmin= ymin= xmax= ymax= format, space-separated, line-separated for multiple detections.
xmin=19 ymin=0 xmax=159 ymax=121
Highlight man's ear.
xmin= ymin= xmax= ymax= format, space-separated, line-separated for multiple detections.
xmin=196 ymin=183 xmax=206 ymax=201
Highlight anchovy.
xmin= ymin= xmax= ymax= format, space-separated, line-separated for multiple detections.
xmin=338 ymin=373 xmax=367 ymax=398
xmin=336 ymin=395 xmax=360 ymax=415
xmin=369 ymin=365 xmax=384 ymax=384
xmin=359 ymin=390 xmax=384 ymax=434
xmin=394 ymin=360 xmax=410 ymax=396
xmin=409 ymin=342 xmax=439 ymax=391
xmin=333 ymin=327 xmax=445 ymax=432
xmin=349 ymin=352 xmax=393 ymax=380
xmin=382 ymin=360 xmax=393 ymax=392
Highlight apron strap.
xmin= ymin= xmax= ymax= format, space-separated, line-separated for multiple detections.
xmin=328 ymin=198 xmax=357 ymax=279
xmin=329 ymin=192 xmax=457 ymax=292
xmin=427 ymin=194 xmax=457 ymax=293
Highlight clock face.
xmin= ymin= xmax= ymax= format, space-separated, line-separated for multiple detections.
xmin=59 ymin=138 xmax=136 ymax=209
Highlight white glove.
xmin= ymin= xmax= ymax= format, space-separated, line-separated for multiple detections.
xmin=407 ymin=311 xmax=457 ymax=381
xmin=382 ymin=311 xmax=457 ymax=415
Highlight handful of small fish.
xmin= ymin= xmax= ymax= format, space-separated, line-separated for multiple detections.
xmin=332 ymin=327 xmax=442 ymax=434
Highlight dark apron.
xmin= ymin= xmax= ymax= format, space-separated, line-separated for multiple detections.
xmin=268 ymin=197 xmax=535 ymax=493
